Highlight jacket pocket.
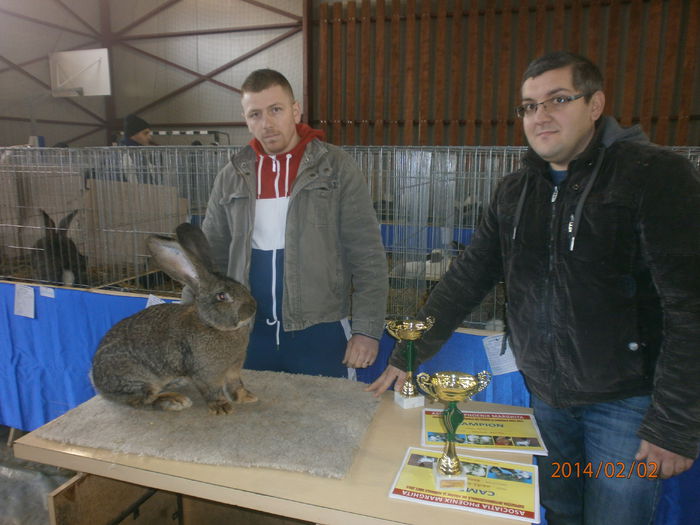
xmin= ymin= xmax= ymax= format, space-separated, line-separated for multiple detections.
xmin=300 ymin=178 xmax=337 ymax=228
xmin=220 ymin=191 xmax=250 ymax=237
xmin=568 ymin=192 xmax=636 ymax=262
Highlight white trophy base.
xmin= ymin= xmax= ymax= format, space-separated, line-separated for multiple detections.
xmin=433 ymin=462 xmax=468 ymax=491
xmin=393 ymin=390 xmax=425 ymax=409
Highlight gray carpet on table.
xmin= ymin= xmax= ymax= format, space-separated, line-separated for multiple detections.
xmin=34 ymin=370 xmax=380 ymax=479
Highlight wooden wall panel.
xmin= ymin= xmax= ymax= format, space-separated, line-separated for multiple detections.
xmin=313 ymin=0 xmax=699 ymax=146
xmin=403 ymin=0 xmax=417 ymax=145
xmin=497 ymin=3 xmax=512 ymax=146
xmin=417 ymin=0 xmax=431 ymax=145
xmin=535 ymin=0 xmax=547 ymax=58
xmin=448 ymin=0 xmax=464 ymax=146
xmin=587 ymin=0 xmax=601 ymax=65
xmin=570 ymin=0 xmax=583 ymax=53
xmin=621 ymin=0 xmax=643 ymax=127
xmin=604 ymin=0 xmax=621 ymax=109
xmin=465 ymin=0 xmax=479 ymax=145
xmin=318 ymin=3 xmax=329 ymax=138
xmin=389 ymin=0 xmax=402 ymax=145
xmin=481 ymin=6 xmax=496 ymax=145
xmin=346 ymin=1 xmax=357 ymax=145
xmin=373 ymin=0 xmax=386 ymax=144
xmin=655 ymin=0 xmax=681 ymax=144
xmin=640 ymin=0 xmax=662 ymax=132
xmin=433 ymin=1 xmax=448 ymax=145
xmin=676 ymin=0 xmax=699 ymax=145
xmin=359 ymin=0 xmax=371 ymax=145
xmin=513 ymin=1 xmax=529 ymax=146
xmin=331 ymin=2 xmax=343 ymax=142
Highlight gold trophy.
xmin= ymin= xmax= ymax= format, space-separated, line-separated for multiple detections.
xmin=416 ymin=370 xmax=492 ymax=490
xmin=385 ymin=316 xmax=434 ymax=409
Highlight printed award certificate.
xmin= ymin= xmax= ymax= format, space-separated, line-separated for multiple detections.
xmin=422 ymin=409 xmax=548 ymax=455
xmin=390 ymin=447 xmax=540 ymax=522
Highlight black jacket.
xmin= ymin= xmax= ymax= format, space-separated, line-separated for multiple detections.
xmin=391 ymin=117 xmax=700 ymax=459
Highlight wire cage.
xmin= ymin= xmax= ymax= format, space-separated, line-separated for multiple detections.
xmin=0 ymin=146 xmax=231 ymax=296
xmin=350 ymin=146 xmax=527 ymax=328
xmin=1 ymin=145 xmax=699 ymax=329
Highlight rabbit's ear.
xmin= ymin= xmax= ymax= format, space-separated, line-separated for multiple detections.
xmin=41 ymin=210 xmax=56 ymax=230
xmin=58 ymin=209 xmax=79 ymax=233
xmin=175 ymin=223 xmax=215 ymax=273
xmin=147 ymin=235 xmax=203 ymax=291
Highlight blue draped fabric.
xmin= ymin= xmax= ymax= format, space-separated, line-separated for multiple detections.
xmin=0 ymin=282 xmax=697 ymax=524
xmin=0 ymin=282 xmax=173 ymax=430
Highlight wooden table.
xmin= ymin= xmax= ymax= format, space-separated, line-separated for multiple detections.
xmin=14 ymin=395 xmax=535 ymax=525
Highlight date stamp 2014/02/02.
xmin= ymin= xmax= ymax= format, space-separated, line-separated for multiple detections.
xmin=551 ymin=461 xmax=659 ymax=479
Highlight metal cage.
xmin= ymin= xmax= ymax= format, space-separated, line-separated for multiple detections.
xmin=2 ymin=145 xmax=699 ymax=329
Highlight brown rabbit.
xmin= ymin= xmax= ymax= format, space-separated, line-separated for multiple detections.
xmin=91 ymin=223 xmax=257 ymax=414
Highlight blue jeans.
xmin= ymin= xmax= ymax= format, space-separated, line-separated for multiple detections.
xmin=532 ymin=394 xmax=662 ymax=525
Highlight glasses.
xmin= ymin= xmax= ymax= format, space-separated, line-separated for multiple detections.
xmin=515 ymin=93 xmax=586 ymax=119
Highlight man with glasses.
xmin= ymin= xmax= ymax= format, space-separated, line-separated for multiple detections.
xmin=368 ymin=51 xmax=700 ymax=524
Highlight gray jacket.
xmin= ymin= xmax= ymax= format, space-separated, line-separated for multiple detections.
xmin=202 ymin=139 xmax=388 ymax=339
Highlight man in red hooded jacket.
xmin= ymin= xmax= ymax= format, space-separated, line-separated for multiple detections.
xmin=201 ymin=69 xmax=388 ymax=378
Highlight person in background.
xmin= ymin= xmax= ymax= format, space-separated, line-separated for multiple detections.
xmin=117 ymin=114 xmax=162 ymax=184
xmin=200 ymin=69 xmax=388 ymax=378
xmin=368 ymin=51 xmax=700 ymax=524
xmin=120 ymin=114 xmax=153 ymax=146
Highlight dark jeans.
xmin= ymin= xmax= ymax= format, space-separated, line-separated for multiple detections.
xmin=532 ymin=394 xmax=662 ymax=525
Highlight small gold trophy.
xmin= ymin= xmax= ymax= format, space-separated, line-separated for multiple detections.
xmin=385 ymin=316 xmax=435 ymax=409
xmin=416 ymin=370 xmax=492 ymax=490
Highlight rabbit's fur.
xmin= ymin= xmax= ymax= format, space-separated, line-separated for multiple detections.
xmin=31 ymin=209 xmax=88 ymax=286
xmin=91 ymin=223 xmax=258 ymax=414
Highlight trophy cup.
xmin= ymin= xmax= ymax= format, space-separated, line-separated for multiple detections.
xmin=385 ymin=316 xmax=434 ymax=409
xmin=416 ymin=370 xmax=492 ymax=490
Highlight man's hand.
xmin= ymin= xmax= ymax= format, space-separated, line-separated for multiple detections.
xmin=635 ymin=439 xmax=694 ymax=479
xmin=365 ymin=365 xmax=407 ymax=397
xmin=342 ymin=334 xmax=379 ymax=369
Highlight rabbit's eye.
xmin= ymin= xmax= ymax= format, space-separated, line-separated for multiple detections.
xmin=216 ymin=292 xmax=227 ymax=302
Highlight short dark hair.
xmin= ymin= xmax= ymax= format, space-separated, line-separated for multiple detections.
xmin=522 ymin=51 xmax=603 ymax=101
xmin=241 ymin=69 xmax=295 ymax=99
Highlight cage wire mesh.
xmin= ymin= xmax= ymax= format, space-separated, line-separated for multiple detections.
xmin=1 ymin=145 xmax=699 ymax=329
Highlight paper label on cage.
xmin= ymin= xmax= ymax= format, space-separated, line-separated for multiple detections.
xmin=146 ymin=294 xmax=166 ymax=308
xmin=39 ymin=286 xmax=55 ymax=298
xmin=483 ymin=335 xmax=518 ymax=375
xmin=14 ymin=284 xmax=35 ymax=319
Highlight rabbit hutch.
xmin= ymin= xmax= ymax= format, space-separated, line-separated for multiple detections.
xmin=2 ymin=145 xmax=700 ymax=324
xmin=0 ymin=145 xmax=526 ymax=329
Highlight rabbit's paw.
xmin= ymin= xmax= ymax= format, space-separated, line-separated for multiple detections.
xmin=233 ymin=387 xmax=258 ymax=404
xmin=208 ymin=399 xmax=235 ymax=415
xmin=153 ymin=392 xmax=193 ymax=411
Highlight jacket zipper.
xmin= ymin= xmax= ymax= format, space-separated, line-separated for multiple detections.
xmin=546 ymin=183 xmax=561 ymax=405
xmin=548 ymin=185 xmax=559 ymax=272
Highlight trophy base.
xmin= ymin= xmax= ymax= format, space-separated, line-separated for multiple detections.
xmin=433 ymin=463 xmax=468 ymax=491
xmin=393 ymin=390 xmax=425 ymax=409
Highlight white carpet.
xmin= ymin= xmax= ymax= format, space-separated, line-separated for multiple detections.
xmin=34 ymin=370 xmax=380 ymax=479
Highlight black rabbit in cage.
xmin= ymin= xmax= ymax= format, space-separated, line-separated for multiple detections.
xmin=30 ymin=209 xmax=88 ymax=286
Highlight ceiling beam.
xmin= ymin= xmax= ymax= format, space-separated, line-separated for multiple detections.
xmin=52 ymin=0 xmax=99 ymax=35
xmin=130 ymin=26 xmax=301 ymax=115
xmin=0 ymin=6 xmax=95 ymax=38
xmin=240 ymin=0 xmax=302 ymax=22
xmin=119 ymin=42 xmax=241 ymax=94
xmin=118 ymin=22 xmax=300 ymax=41
xmin=113 ymin=0 xmax=183 ymax=37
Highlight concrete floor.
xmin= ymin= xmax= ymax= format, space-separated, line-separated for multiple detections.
xmin=0 ymin=425 xmax=74 ymax=525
